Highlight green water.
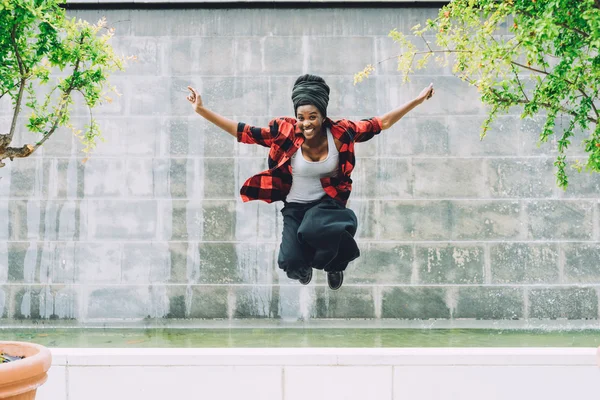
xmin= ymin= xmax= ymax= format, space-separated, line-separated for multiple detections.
xmin=1 ymin=329 xmax=599 ymax=347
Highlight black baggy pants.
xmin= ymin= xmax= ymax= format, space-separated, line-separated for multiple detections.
xmin=278 ymin=196 xmax=360 ymax=281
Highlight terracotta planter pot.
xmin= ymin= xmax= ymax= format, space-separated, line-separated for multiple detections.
xmin=0 ymin=342 xmax=52 ymax=400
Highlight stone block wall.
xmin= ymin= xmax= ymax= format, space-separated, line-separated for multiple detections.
xmin=0 ymin=4 xmax=599 ymax=326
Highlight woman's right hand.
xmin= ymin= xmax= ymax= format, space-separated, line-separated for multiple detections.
xmin=187 ymin=86 xmax=204 ymax=113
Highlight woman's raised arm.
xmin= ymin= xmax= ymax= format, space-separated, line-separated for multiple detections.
xmin=187 ymin=86 xmax=237 ymax=137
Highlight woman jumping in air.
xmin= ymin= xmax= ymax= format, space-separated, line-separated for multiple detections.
xmin=187 ymin=74 xmax=434 ymax=290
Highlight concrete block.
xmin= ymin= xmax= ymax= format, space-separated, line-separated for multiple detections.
xmin=416 ymin=244 xmax=484 ymax=284
xmin=36 ymin=201 xmax=83 ymax=241
xmin=519 ymin=116 xmax=587 ymax=157
xmin=88 ymin=200 xmax=158 ymax=240
xmin=387 ymin=116 xmax=450 ymax=157
xmin=0 ymin=286 xmax=5 ymax=318
xmin=129 ymin=76 xmax=170 ymax=116
xmin=234 ymin=242 xmax=278 ymax=284
xmin=87 ymin=286 xmax=151 ymax=319
xmin=559 ymin=163 xmax=600 ymax=198
xmin=167 ymin=242 xmax=188 ymax=284
xmin=203 ymin=158 xmax=236 ymax=199
xmin=166 ymin=158 xmax=201 ymax=199
xmin=381 ymin=287 xmax=450 ymax=319
xmin=528 ymin=287 xmax=598 ymax=319
xmin=315 ymin=286 xmax=375 ymax=319
xmin=124 ymin=158 xmax=155 ymax=197
xmin=172 ymin=37 xmax=235 ymax=76
xmin=307 ymin=37 xmax=375 ymax=75
xmin=111 ymin=36 xmax=161 ymax=76
xmin=164 ymin=117 xmax=235 ymax=157
xmin=167 ymin=200 xmax=203 ymax=240
xmin=351 ymin=158 xmax=412 ymax=199
xmin=51 ymin=287 xmax=78 ymax=320
xmin=455 ymin=287 xmax=524 ymax=319
xmin=196 ymin=242 xmax=240 ymax=284
xmin=263 ymin=8 xmax=337 ymax=36
xmin=377 ymin=200 xmax=452 ymax=240
xmin=563 ymin=244 xmax=600 ymax=283
xmin=42 ymin=159 xmax=85 ymax=199
xmin=233 ymin=37 xmax=271 ymax=76
xmin=348 ymin=243 xmax=412 ymax=284
xmin=202 ymin=200 xmax=236 ymax=241
xmin=83 ymin=158 xmax=126 ymax=197
xmin=267 ymin=76 xmax=297 ymax=117
xmin=121 ymin=242 xmax=171 ymax=283
xmin=9 ymin=158 xmax=40 ymax=198
xmin=0 ymin=202 xmax=7 ymax=242
xmin=185 ymin=77 xmax=270 ymax=117
xmin=75 ymin=242 xmax=122 ymax=283
xmin=525 ymin=200 xmax=594 ymax=240
xmin=487 ymin=158 xmax=555 ymax=198
xmin=261 ymin=37 xmax=305 ymax=76
xmin=8 ymin=200 xmax=43 ymax=240
xmin=328 ymin=75 xmax=378 ymax=117
xmin=413 ymin=158 xmax=486 ymax=198
xmin=87 ymin=116 xmax=161 ymax=157
xmin=377 ymin=76 xmax=486 ymax=117
xmin=6 ymin=242 xmax=36 ymax=283
xmin=234 ymin=196 xmax=279 ymax=242
xmin=450 ymin=200 xmax=522 ymax=240
xmin=44 ymin=242 xmax=76 ymax=284
xmin=9 ymin=284 xmax=75 ymax=320
xmin=347 ymin=199 xmax=376 ymax=240
xmin=187 ymin=285 xmax=229 ymax=319
xmin=165 ymin=117 xmax=198 ymax=156
xmin=447 ymin=115 xmax=519 ymax=156
xmin=234 ymin=286 xmax=277 ymax=318
xmin=490 ymin=243 xmax=559 ymax=284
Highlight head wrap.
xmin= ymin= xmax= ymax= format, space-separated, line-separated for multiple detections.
xmin=291 ymin=76 xmax=330 ymax=118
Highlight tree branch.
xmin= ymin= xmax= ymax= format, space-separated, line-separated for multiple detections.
xmin=32 ymin=90 xmax=73 ymax=152
xmin=488 ymin=88 xmax=598 ymax=125
xmin=511 ymin=64 xmax=529 ymax=102
xmin=4 ymin=77 xmax=27 ymax=147
xmin=11 ymin=24 xmax=25 ymax=77
xmin=6 ymin=23 xmax=29 ymax=147
xmin=0 ymin=145 xmax=35 ymax=168
xmin=376 ymin=49 xmax=471 ymax=66
xmin=32 ymin=35 xmax=85 ymax=152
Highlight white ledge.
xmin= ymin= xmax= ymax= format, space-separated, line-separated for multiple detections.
xmin=49 ymin=347 xmax=599 ymax=366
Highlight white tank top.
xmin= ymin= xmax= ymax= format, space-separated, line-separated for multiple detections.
xmin=287 ymin=128 xmax=339 ymax=203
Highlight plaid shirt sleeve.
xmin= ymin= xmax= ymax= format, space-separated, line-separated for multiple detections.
xmin=342 ymin=117 xmax=383 ymax=143
xmin=237 ymin=118 xmax=284 ymax=148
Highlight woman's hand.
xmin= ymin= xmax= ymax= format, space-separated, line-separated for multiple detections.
xmin=186 ymin=86 xmax=204 ymax=113
xmin=417 ymin=83 xmax=435 ymax=104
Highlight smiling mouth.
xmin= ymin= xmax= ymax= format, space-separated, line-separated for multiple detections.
xmin=304 ymin=128 xmax=314 ymax=134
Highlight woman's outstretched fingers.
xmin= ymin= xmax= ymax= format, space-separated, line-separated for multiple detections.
xmin=187 ymin=86 xmax=203 ymax=110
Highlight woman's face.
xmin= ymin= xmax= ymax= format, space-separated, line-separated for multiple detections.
xmin=296 ymin=104 xmax=325 ymax=140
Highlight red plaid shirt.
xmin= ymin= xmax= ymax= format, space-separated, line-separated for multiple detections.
xmin=237 ymin=116 xmax=382 ymax=205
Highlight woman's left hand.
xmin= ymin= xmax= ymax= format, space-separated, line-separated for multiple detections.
xmin=417 ymin=83 xmax=435 ymax=103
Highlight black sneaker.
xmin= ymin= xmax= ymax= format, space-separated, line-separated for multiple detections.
xmin=327 ymin=271 xmax=343 ymax=290
xmin=299 ymin=268 xmax=313 ymax=285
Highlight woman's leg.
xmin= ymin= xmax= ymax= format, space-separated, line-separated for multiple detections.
xmin=278 ymin=203 xmax=315 ymax=282
xmin=297 ymin=197 xmax=359 ymax=273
